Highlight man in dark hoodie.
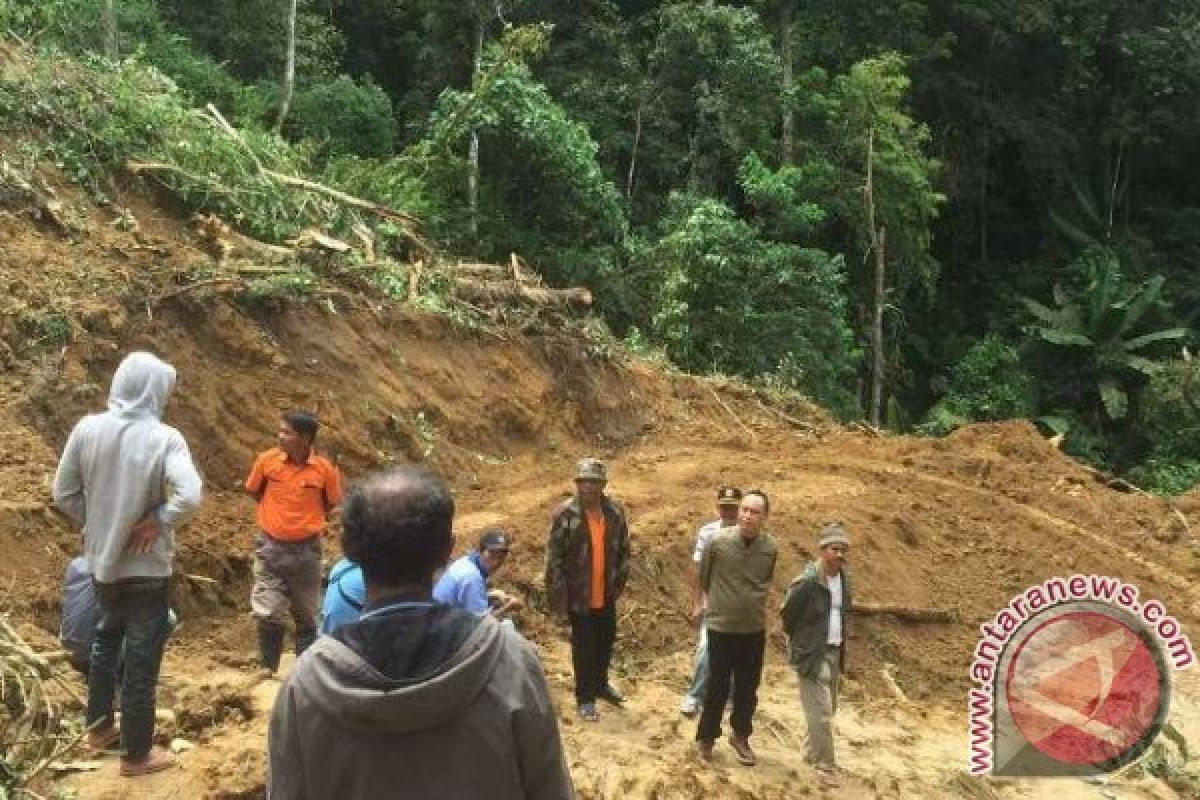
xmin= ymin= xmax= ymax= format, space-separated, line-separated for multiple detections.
xmin=544 ymin=458 xmax=631 ymax=722
xmin=53 ymin=351 xmax=203 ymax=777
xmin=267 ymin=465 xmax=574 ymax=800
xmin=779 ymin=522 xmax=852 ymax=789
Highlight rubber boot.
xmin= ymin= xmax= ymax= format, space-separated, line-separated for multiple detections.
xmin=258 ymin=621 xmax=285 ymax=672
xmin=295 ymin=627 xmax=317 ymax=658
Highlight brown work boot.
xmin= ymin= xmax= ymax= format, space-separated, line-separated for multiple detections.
xmin=728 ymin=734 xmax=756 ymax=766
xmin=696 ymin=740 xmax=714 ymax=762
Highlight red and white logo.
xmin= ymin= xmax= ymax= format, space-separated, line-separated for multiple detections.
xmin=1005 ymin=610 xmax=1164 ymax=767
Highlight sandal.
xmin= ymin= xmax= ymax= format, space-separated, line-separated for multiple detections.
xmin=86 ymin=725 xmax=120 ymax=753
xmin=816 ymin=767 xmax=841 ymax=788
xmin=119 ymin=746 xmax=175 ymax=777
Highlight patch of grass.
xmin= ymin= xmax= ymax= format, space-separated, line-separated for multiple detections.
xmin=414 ymin=411 xmax=437 ymax=459
xmin=33 ymin=313 xmax=70 ymax=345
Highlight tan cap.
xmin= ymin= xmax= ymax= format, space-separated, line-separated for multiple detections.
xmin=716 ymin=486 xmax=742 ymax=506
xmin=818 ymin=522 xmax=850 ymax=548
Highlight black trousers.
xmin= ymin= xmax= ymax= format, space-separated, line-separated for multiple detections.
xmin=696 ymin=629 xmax=765 ymax=742
xmin=569 ymin=606 xmax=616 ymax=705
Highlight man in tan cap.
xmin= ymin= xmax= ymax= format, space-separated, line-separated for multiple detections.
xmin=780 ymin=522 xmax=852 ymax=788
xmin=544 ymin=457 xmax=631 ymax=722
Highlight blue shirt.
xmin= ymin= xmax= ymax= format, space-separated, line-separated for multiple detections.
xmin=432 ymin=552 xmax=490 ymax=615
xmin=320 ymin=557 xmax=366 ymax=635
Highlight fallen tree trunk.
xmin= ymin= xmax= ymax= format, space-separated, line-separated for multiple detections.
xmin=453 ymin=262 xmax=512 ymax=279
xmin=157 ymin=277 xmax=248 ymax=302
xmin=451 ymin=279 xmax=592 ymax=311
xmin=851 ymin=603 xmax=957 ymax=623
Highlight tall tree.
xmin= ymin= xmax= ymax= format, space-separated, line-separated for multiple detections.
xmin=103 ymin=0 xmax=117 ymax=59
xmin=275 ymin=0 xmax=298 ymax=130
xmin=829 ymin=55 xmax=942 ymax=416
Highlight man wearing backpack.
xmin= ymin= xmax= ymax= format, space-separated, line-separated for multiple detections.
xmin=53 ymin=351 xmax=203 ymax=777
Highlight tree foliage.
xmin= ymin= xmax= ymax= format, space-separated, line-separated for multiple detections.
xmin=637 ymin=194 xmax=859 ymax=416
xmin=6 ymin=0 xmax=1200 ymax=489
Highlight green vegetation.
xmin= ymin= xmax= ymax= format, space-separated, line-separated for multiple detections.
xmin=0 ymin=0 xmax=1196 ymax=490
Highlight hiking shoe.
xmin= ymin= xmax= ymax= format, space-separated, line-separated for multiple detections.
xmin=598 ymin=683 xmax=626 ymax=707
xmin=728 ymin=734 xmax=756 ymax=766
xmin=578 ymin=702 xmax=599 ymax=722
xmin=696 ymin=740 xmax=714 ymax=762
xmin=679 ymin=696 xmax=700 ymax=717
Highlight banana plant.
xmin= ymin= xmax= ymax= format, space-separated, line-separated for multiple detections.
xmin=1022 ymin=247 xmax=1189 ymax=419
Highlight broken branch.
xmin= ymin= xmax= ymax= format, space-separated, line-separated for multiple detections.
xmin=851 ymin=603 xmax=957 ymax=623
xmin=157 ymin=277 xmax=248 ymax=302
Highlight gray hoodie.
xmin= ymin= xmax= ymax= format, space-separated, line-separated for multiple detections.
xmin=52 ymin=352 xmax=203 ymax=583
xmin=268 ymin=606 xmax=574 ymax=800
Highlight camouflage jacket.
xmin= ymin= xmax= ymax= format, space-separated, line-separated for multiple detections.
xmin=544 ymin=496 xmax=630 ymax=614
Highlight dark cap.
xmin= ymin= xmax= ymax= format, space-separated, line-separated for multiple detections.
xmin=479 ymin=529 xmax=512 ymax=552
xmin=716 ymin=486 xmax=742 ymax=506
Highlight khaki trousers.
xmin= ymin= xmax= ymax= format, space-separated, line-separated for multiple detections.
xmin=799 ymin=645 xmax=841 ymax=769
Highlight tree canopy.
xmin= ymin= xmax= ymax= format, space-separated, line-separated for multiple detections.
xmin=4 ymin=0 xmax=1198 ymax=491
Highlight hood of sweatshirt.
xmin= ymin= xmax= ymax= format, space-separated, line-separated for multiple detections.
xmin=295 ymin=606 xmax=505 ymax=735
xmin=108 ymin=352 xmax=176 ymax=420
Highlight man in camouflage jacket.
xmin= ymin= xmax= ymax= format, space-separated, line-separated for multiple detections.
xmin=544 ymin=458 xmax=631 ymax=721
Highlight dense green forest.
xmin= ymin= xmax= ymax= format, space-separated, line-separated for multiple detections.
xmin=3 ymin=0 xmax=1199 ymax=491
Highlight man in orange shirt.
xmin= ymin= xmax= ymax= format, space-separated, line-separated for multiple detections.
xmin=245 ymin=411 xmax=343 ymax=672
xmin=544 ymin=458 xmax=631 ymax=722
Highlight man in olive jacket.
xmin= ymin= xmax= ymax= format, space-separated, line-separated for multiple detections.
xmin=779 ymin=523 xmax=852 ymax=788
xmin=544 ymin=458 xmax=631 ymax=722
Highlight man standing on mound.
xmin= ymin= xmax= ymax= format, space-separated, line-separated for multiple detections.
xmin=53 ymin=351 xmax=203 ymax=777
xmin=245 ymin=410 xmax=342 ymax=672
xmin=694 ymin=490 xmax=777 ymax=766
xmin=268 ymin=466 xmax=573 ymax=799
xmin=544 ymin=458 xmax=631 ymax=722
xmin=780 ymin=522 xmax=852 ymax=788
xmin=680 ymin=485 xmax=742 ymax=717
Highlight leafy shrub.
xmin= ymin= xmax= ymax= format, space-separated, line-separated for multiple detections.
xmin=286 ymin=76 xmax=397 ymax=159
xmin=636 ymin=193 xmax=859 ymax=416
xmin=919 ymin=336 xmax=1036 ymax=435
xmin=1127 ymin=459 xmax=1200 ymax=496
xmin=143 ymin=37 xmax=269 ymax=123
xmin=1126 ymin=360 xmax=1200 ymax=493
xmin=2 ymin=55 xmax=354 ymax=242
xmin=1139 ymin=360 xmax=1200 ymax=459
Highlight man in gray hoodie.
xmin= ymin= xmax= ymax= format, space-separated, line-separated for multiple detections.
xmin=53 ymin=351 xmax=203 ymax=777
xmin=268 ymin=465 xmax=573 ymax=800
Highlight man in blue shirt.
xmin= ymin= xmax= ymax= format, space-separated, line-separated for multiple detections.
xmin=434 ymin=530 xmax=523 ymax=617
xmin=321 ymin=530 xmax=522 ymax=634
xmin=319 ymin=557 xmax=367 ymax=635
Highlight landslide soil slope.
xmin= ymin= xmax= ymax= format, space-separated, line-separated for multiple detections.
xmin=1 ymin=167 xmax=1198 ymax=799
